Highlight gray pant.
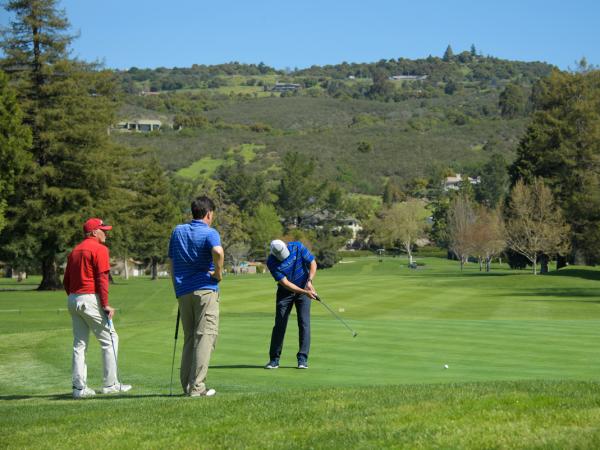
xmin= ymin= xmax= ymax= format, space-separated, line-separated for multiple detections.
xmin=178 ymin=290 xmax=219 ymax=395
xmin=67 ymin=293 xmax=118 ymax=389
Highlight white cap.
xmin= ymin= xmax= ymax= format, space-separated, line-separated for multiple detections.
xmin=270 ymin=239 xmax=290 ymax=261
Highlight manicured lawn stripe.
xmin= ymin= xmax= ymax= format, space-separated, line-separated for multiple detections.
xmin=2 ymin=257 xmax=600 ymax=447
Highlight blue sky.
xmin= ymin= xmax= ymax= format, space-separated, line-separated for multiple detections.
xmin=2 ymin=0 xmax=599 ymax=70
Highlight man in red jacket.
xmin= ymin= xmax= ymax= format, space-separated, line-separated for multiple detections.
xmin=63 ymin=218 xmax=131 ymax=399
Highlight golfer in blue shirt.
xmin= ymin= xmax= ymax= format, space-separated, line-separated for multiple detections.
xmin=168 ymin=196 xmax=224 ymax=397
xmin=265 ymin=239 xmax=318 ymax=369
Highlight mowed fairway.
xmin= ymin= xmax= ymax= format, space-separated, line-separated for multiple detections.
xmin=2 ymin=257 xmax=600 ymax=448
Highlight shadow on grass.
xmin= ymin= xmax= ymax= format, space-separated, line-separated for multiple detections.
xmin=0 ymin=393 xmax=177 ymax=401
xmin=546 ymin=269 xmax=600 ymax=282
xmin=211 ymin=364 xmax=301 ymax=370
xmin=210 ymin=364 xmax=265 ymax=369
xmin=516 ymin=289 xmax=600 ymax=303
xmin=427 ymin=271 xmax=521 ymax=278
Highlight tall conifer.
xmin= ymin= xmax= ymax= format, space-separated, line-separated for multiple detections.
xmin=1 ymin=0 xmax=122 ymax=288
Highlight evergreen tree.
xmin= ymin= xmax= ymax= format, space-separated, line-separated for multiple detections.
xmin=444 ymin=80 xmax=459 ymax=95
xmin=0 ymin=70 xmax=31 ymax=232
xmin=499 ymin=83 xmax=525 ymax=118
xmin=276 ymin=152 xmax=320 ymax=228
xmin=215 ymin=160 xmax=271 ymax=212
xmin=475 ymin=153 xmax=509 ymax=207
xmin=368 ymin=68 xmax=394 ymax=99
xmin=382 ymin=179 xmax=405 ymax=205
xmin=443 ymin=45 xmax=454 ymax=62
xmin=0 ymin=0 xmax=122 ymax=288
xmin=510 ymin=70 xmax=600 ymax=264
xmin=246 ymin=203 xmax=283 ymax=259
xmin=132 ymin=159 xmax=181 ymax=280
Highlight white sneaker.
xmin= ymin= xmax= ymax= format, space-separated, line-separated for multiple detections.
xmin=73 ymin=387 xmax=96 ymax=399
xmin=101 ymin=383 xmax=132 ymax=394
xmin=189 ymin=388 xmax=216 ymax=397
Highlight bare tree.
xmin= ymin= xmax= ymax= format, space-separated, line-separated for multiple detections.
xmin=227 ymin=243 xmax=250 ymax=275
xmin=371 ymin=199 xmax=427 ymax=264
xmin=470 ymin=206 xmax=506 ymax=272
xmin=447 ymin=194 xmax=476 ymax=270
xmin=505 ymin=179 xmax=571 ymax=274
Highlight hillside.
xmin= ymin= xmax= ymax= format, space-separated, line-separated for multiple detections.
xmin=111 ymin=54 xmax=553 ymax=194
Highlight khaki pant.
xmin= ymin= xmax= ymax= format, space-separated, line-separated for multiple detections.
xmin=67 ymin=293 xmax=118 ymax=389
xmin=178 ymin=290 xmax=219 ymax=395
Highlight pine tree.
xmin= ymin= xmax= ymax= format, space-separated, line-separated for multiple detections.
xmin=276 ymin=152 xmax=320 ymax=228
xmin=510 ymin=70 xmax=600 ymax=264
xmin=499 ymin=83 xmax=525 ymax=118
xmin=443 ymin=45 xmax=454 ymax=62
xmin=246 ymin=203 xmax=283 ymax=259
xmin=0 ymin=0 xmax=122 ymax=288
xmin=132 ymin=159 xmax=181 ymax=280
xmin=0 ymin=70 xmax=32 ymax=232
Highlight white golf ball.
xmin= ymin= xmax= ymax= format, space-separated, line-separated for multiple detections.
xmin=444 ymin=364 xmax=449 ymax=369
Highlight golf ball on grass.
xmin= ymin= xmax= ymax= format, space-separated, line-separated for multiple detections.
xmin=444 ymin=364 xmax=449 ymax=369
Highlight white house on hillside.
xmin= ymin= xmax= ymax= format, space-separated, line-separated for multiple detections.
xmin=444 ymin=174 xmax=481 ymax=191
xmin=114 ymin=119 xmax=162 ymax=133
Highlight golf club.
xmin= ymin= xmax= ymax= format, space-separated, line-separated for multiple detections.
xmin=169 ymin=308 xmax=181 ymax=396
xmin=106 ymin=316 xmax=120 ymax=387
xmin=315 ymin=295 xmax=358 ymax=338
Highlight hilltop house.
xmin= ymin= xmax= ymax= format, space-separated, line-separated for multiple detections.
xmin=271 ymin=83 xmax=301 ymax=93
xmin=114 ymin=119 xmax=162 ymax=133
xmin=444 ymin=174 xmax=481 ymax=191
xmin=390 ymin=75 xmax=428 ymax=81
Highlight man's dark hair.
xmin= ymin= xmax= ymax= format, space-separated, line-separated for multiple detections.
xmin=191 ymin=196 xmax=215 ymax=219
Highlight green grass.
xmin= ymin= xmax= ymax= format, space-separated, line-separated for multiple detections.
xmin=2 ymin=257 xmax=600 ymax=448
xmin=176 ymin=155 xmax=226 ymax=179
xmin=226 ymin=143 xmax=263 ymax=163
xmin=176 ymin=143 xmax=263 ymax=180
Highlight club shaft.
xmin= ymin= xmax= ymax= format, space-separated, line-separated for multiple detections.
xmin=317 ymin=297 xmax=357 ymax=336
xmin=107 ymin=318 xmax=120 ymax=385
xmin=169 ymin=308 xmax=180 ymax=396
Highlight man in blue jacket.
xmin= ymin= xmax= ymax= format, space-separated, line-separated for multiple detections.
xmin=265 ymin=239 xmax=318 ymax=369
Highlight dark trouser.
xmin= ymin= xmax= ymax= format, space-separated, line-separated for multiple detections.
xmin=269 ymin=289 xmax=311 ymax=362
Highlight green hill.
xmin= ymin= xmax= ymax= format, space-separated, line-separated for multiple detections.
xmin=111 ymin=55 xmax=552 ymax=194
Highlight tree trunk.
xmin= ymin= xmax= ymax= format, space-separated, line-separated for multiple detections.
xmin=573 ymin=248 xmax=586 ymax=265
xmin=151 ymin=258 xmax=158 ymax=280
xmin=486 ymin=257 xmax=491 ymax=272
xmin=478 ymin=257 xmax=483 ymax=272
xmin=532 ymin=255 xmax=537 ymax=275
xmin=556 ymin=254 xmax=567 ymax=270
xmin=460 ymin=256 xmax=464 ymax=271
xmin=38 ymin=255 xmax=62 ymax=290
xmin=540 ymin=255 xmax=549 ymax=274
xmin=124 ymin=257 xmax=129 ymax=280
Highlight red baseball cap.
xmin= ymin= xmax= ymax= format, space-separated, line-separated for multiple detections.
xmin=83 ymin=218 xmax=113 ymax=233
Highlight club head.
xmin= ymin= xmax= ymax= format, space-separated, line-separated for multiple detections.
xmin=352 ymin=332 xmax=358 ymax=338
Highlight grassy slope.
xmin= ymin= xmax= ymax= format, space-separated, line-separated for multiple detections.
xmin=176 ymin=143 xmax=263 ymax=179
xmin=113 ymin=93 xmax=525 ymax=194
xmin=1 ymin=257 xmax=600 ymax=448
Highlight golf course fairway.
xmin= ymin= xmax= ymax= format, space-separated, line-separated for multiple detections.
xmin=2 ymin=256 xmax=600 ymax=448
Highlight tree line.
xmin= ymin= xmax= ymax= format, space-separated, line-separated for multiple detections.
xmin=1 ymin=0 xmax=598 ymax=291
